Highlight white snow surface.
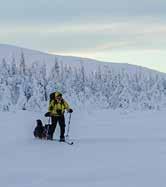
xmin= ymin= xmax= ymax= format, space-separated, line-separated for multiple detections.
xmin=0 ymin=109 xmax=165 ymax=187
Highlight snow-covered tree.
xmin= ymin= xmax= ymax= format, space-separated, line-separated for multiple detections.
xmin=1 ymin=53 xmax=166 ymax=111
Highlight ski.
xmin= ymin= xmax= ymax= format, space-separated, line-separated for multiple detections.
xmin=63 ymin=140 xmax=74 ymax=145
xmin=35 ymin=138 xmax=74 ymax=145
xmin=53 ymin=139 xmax=74 ymax=145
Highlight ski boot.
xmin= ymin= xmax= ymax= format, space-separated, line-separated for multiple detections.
xmin=60 ymin=137 xmax=65 ymax=142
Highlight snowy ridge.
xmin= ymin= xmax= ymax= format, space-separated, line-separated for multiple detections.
xmin=0 ymin=44 xmax=166 ymax=111
xmin=0 ymin=44 xmax=162 ymax=75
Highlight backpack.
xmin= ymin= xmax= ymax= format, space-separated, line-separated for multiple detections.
xmin=49 ymin=91 xmax=63 ymax=104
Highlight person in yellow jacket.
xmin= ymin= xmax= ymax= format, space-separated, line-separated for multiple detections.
xmin=45 ymin=92 xmax=73 ymax=141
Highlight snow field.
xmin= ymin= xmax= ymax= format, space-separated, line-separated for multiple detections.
xmin=0 ymin=109 xmax=166 ymax=187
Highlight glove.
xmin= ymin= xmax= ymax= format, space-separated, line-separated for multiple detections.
xmin=44 ymin=112 xmax=51 ymax=117
xmin=68 ymin=108 xmax=73 ymax=113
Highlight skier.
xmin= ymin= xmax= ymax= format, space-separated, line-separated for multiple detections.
xmin=45 ymin=92 xmax=73 ymax=141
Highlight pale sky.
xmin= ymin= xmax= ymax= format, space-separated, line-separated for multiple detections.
xmin=0 ymin=0 xmax=166 ymax=72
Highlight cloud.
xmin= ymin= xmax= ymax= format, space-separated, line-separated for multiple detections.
xmin=0 ymin=0 xmax=166 ymax=72
xmin=1 ymin=19 xmax=166 ymax=54
xmin=0 ymin=0 xmax=166 ymax=24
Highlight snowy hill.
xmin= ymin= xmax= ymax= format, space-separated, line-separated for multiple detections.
xmin=0 ymin=44 xmax=166 ymax=111
xmin=0 ymin=44 xmax=161 ymax=74
xmin=0 ymin=44 xmax=165 ymax=187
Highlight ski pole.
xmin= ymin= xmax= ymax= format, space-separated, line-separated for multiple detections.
xmin=66 ymin=113 xmax=72 ymax=138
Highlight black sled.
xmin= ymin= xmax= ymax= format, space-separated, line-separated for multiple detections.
xmin=33 ymin=119 xmax=52 ymax=140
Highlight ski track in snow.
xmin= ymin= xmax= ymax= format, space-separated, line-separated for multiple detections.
xmin=0 ymin=109 xmax=166 ymax=187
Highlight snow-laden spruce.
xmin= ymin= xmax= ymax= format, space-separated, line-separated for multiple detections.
xmin=1 ymin=46 xmax=166 ymax=111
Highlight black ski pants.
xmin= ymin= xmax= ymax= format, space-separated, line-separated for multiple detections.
xmin=50 ymin=115 xmax=65 ymax=139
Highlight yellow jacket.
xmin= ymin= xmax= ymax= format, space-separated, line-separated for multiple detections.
xmin=48 ymin=99 xmax=70 ymax=116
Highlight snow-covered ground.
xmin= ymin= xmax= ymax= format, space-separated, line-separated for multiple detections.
xmin=0 ymin=109 xmax=165 ymax=187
